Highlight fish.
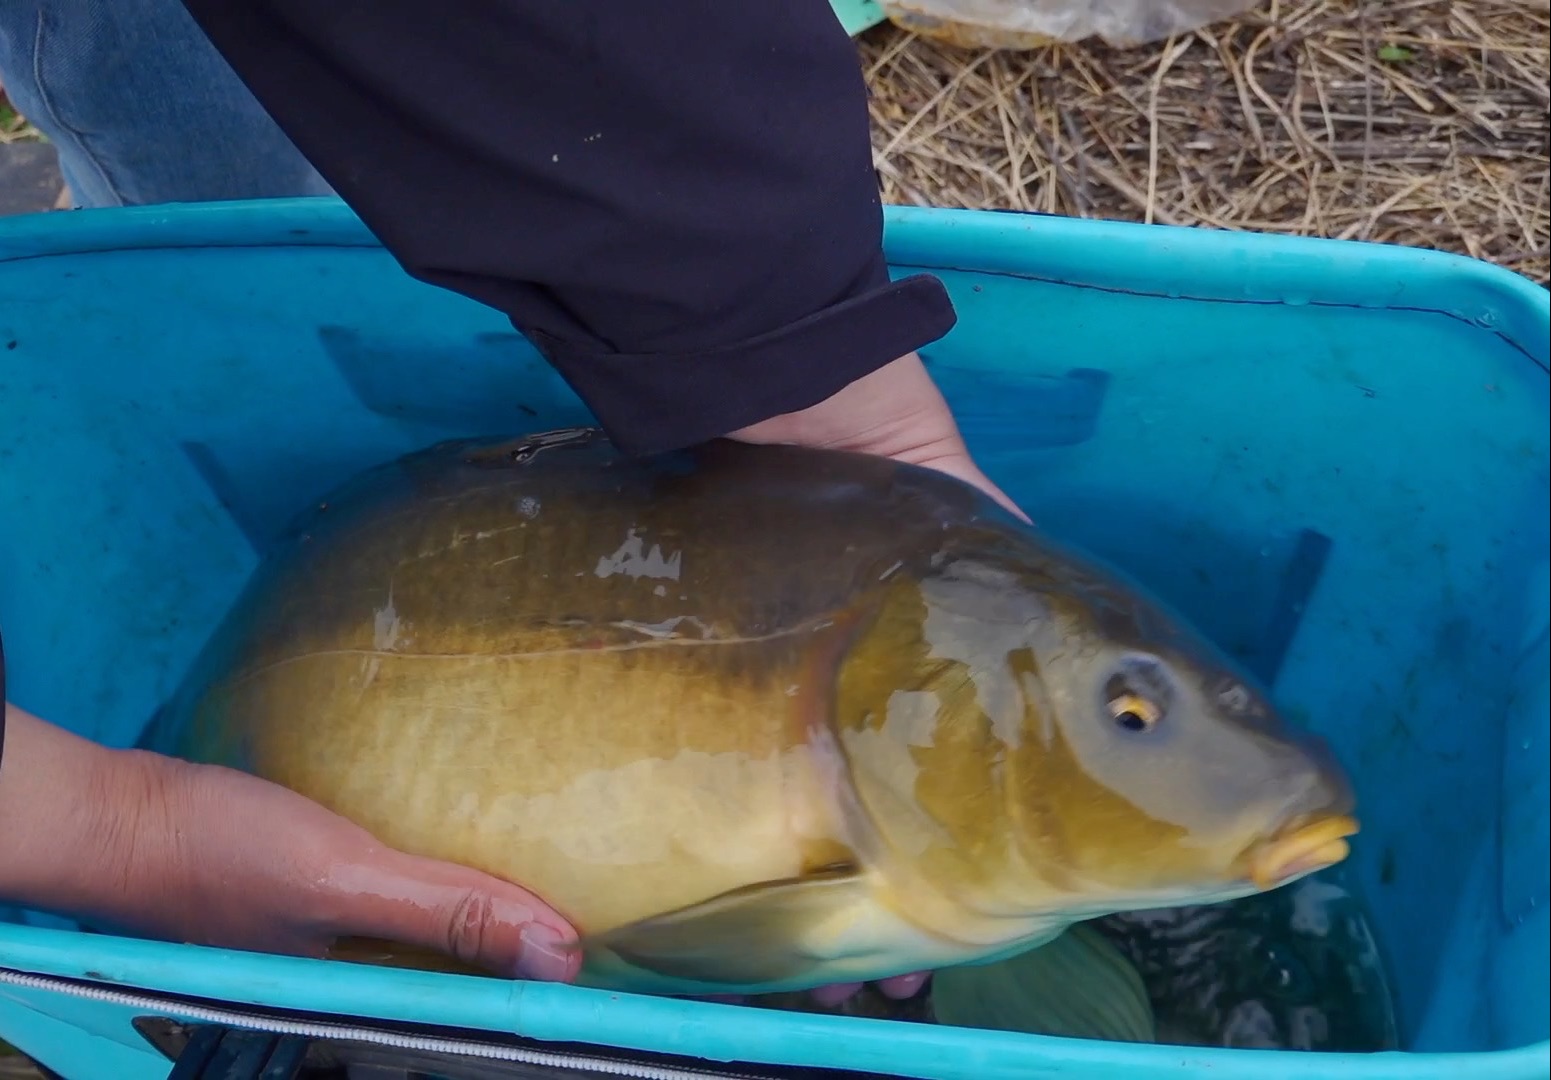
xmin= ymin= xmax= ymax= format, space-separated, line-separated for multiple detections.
xmin=161 ymin=425 xmax=1359 ymax=999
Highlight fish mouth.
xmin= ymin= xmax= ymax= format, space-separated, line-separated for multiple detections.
xmin=1247 ymin=814 xmax=1360 ymax=890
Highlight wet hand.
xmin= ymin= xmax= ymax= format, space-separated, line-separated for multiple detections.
xmin=0 ymin=704 xmax=579 ymax=982
xmin=728 ymin=351 xmax=1030 ymax=524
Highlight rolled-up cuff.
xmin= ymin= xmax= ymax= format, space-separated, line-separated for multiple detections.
xmin=528 ymin=271 xmax=958 ymax=458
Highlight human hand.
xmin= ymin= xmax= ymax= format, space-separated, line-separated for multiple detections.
xmin=809 ymin=971 xmax=931 ymax=1008
xmin=0 ymin=703 xmax=579 ymax=981
xmin=729 ymin=352 xmax=1030 ymax=524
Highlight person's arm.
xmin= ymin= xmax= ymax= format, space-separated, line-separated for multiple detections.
xmin=176 ymin=0 xmax=959 ymax=459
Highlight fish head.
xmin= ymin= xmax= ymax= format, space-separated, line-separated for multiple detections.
xmin=988 ymin=544 xmax=1358 ymax=914
xmin=859 ymin=532 xmax=1359 ymax=932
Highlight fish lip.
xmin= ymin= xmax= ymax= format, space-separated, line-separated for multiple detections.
xmin=1244 ymin=813 xmax=1360 ymax=890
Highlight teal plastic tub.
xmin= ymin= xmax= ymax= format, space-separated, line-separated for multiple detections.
xmin=0 ymin=199 xmax=1546 ymax=1080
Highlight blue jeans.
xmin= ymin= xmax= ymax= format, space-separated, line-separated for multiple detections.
xmin=0 ymin=0 xmax=333 ymax=207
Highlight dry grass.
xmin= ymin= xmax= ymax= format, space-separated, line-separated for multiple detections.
xmin=859 ymin=0 xmax=1550 ymax=284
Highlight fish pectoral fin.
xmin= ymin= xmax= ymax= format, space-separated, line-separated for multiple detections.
xmin=931 ymin=923 xmax=1156 ymax=1044
xmin=597 ymin=865 xmax=875 ymax=987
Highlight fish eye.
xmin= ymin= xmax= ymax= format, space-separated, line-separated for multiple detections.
xmin=1100 ymin=654 xmax=1174 ymax=735
xmin=1104 ymin=672 xmax=1164 ymax=734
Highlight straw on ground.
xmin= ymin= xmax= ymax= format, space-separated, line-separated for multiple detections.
xmin=859 ymin=0 xmax=1549 ymax=284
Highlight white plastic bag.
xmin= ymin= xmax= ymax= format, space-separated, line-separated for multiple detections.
xmin=879 ymin=0 xmax=1265 ymax=48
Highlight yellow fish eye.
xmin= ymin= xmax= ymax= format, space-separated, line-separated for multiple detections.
xmin=1107 ymin=691 xmax=1162 ymax=733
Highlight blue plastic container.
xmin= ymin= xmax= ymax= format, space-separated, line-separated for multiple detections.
xmin=0 ymin=198 xmax=1546 ymax=1080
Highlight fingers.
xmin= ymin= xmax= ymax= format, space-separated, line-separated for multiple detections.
xmin=808 ymin=970 xmax=931 ymax=1008
xmin=809 ymin=981 xmax=865 ymax=1008
xmin=875 ymin=970 xmax=931 ymax=999
xmin=322 ymin=847 xmax=581 ymax=982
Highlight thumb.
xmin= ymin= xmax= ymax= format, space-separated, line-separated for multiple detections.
xmin=324 ymin=848 xmax=582 ymax=982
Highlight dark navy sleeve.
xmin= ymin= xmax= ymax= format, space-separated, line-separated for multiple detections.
xmin=175 ymin=0 xmax=959 ymax=456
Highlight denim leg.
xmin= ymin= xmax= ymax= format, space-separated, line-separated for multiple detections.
xmin=0 ymin=0 xmax=333 ymax=207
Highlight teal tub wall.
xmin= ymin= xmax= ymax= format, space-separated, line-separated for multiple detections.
xmin=0 ymin=199 xmax=1546 ymax=1079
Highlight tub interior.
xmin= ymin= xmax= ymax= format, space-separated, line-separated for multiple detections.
xmin=0 ymin=202 xmax=1545 ymax=1067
